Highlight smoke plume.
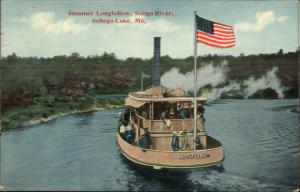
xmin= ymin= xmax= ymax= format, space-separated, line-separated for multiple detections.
xmin=243 ymin=67 xmax=285 ymax=98
xmin=161 ymin=61 xmax=228 ymax=92
xmin=160 ymin=61 xmax=285 ymax=100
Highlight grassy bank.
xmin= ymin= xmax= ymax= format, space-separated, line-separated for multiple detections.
xmin=1 ymin=95 xmax=125 ymax=131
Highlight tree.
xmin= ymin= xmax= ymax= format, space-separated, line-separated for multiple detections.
xmin=7 ymin=53 xmax=18 ymax=64
xmin=70 ymin=52 xmax=80 ymax=58
xmin=277 ymin=49 xmax=283 ymax=55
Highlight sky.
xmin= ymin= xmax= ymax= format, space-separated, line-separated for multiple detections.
xmin=1 ymin=0 xmax=299 ymax=59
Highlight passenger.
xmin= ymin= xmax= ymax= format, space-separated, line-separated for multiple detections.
xmin=176 ymin=110 xmax=181 ymax=119
xmin=126 ymin=124 xmax=132 ymax=131
xmin=160 ymin=111 xmax=166 ymax=120
xmin=119 ymin=108 xmax=129 ymax=126
xmin=144 ymin=128 xmax=151 ymax=145
xmin=176 ymin=103 xmax=181 ymax=111
xmin=119 ymin=124 xmax=126 ymax=138
xmin=165 ymin=119 xmax=171 ymax=129
xmin=188 ymin=108 xmax=193 ymax=118
xmin=171 ymin=132 xmax=179 ymax=151
xmin=198 ymin=105 xmax=205 ymax=114
xmin=197 ymin=106 xmax=206 ymax=124
xmin=178 ymin=131 xmax=188 ymax=150
xmin=124 ymin=124 xmax=135 ymax=144
xmin=179 ymin=108 xmax=188 ymax=119
xmin=197 ymin=105 xmax=205 ymax=119
xmin=161 ymin=110 xmax=171 ymax=129
xmin=169 ymin=107 xmax=176 ymax=119
xmin=123 ymin=108 xmax=130 ymax=124
xmin=139 ymin=128 xmax=151 ymax=149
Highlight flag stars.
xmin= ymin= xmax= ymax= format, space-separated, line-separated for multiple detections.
xmin=196 ymin=15 xmax=214 ymax=34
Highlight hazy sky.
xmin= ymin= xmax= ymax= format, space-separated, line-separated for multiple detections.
xmin=1 ymin=0 xmax=299 ymax=59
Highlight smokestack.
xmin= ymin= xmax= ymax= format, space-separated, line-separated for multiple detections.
xmin=152 ymin=37 xmax=161 ymax=86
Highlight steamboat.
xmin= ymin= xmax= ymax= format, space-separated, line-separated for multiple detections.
xmin=117 ymin=37 xmax=224 ymax=169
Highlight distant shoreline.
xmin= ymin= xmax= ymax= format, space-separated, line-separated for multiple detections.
xmin=1 ymin=94 xmax=126 ymax=131
xmin=1 ymin=98 xmax=298 ymax=132
xmin=1 ymin=104 xmax=121 ymax=132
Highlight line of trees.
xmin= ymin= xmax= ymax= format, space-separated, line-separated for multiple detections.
xmin=0 ymin=49 xmax=298 ymax=111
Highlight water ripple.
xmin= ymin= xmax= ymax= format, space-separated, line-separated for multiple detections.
xmin=1 ymin=99 xmax=298 ymax=191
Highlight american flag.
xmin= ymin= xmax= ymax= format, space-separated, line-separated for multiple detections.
xmin=196 ymin=15 xmax=235 ymax=48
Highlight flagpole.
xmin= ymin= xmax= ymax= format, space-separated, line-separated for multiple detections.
xmin=141 ymin=72 xmax=143 ymax=91
xmin=193 ymin=10 xmax=198 ymax=150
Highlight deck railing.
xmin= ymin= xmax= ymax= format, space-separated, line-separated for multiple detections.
xmin=132 ymin=114 xmax=204 ymax=133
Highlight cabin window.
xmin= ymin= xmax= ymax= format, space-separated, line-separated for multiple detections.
xmin=136 ymin=103 xmax=149 ymax=119
xmin=132 ymin=101 xmax=205 ymax=120
xmin=152 ymin=102 xmax=201 ymax=120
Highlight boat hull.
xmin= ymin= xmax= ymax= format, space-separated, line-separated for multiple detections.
xmin=117 ymin=133 xmax=224 ymax=169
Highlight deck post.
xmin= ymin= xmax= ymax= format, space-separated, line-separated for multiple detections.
xmin=150 ymin=102 xmax=152 ymax=119
xmin=141 ymin=72 xmax=144 ymax=91
xmin=193 ymin=10 xmax=198 ymax=150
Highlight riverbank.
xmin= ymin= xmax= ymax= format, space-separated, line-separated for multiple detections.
xmin=1 ymin=95 xmax=125 ymax=131
xmin=3 ymin=104 xmax=120 ymax=131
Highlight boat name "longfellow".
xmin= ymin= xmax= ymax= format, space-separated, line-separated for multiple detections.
xmin=179 ymin=153 xmax=210 ymax=160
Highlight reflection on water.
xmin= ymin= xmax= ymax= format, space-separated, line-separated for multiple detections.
xmin=122 ymin=157 xmax=224 ymax=191
xmin=120 ymin=154 xmax=196 ymax=191
xmin=0 ymin=99 xmax=299 ymax=191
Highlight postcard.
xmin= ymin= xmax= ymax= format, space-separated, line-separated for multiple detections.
xmin=0 ymin=0 xmax=299 ymax=191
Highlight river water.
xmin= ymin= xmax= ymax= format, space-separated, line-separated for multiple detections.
xmin=0 ymin=99 xmax=299 ymax=191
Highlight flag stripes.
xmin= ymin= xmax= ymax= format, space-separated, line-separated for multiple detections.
xmin=196 ymin=15 xmax=235 ymax=48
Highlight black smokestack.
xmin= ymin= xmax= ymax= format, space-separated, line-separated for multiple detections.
xmin=152 ymin=37 xmax=161 ymax=86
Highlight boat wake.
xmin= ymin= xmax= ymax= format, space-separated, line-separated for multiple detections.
xmin=189 ymin=170 xmax=293 ymax=192
xmin=266 ymin=104 xmax=299 ymax=113
xmin=120 ymin=155 xmax=293 ymax=192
